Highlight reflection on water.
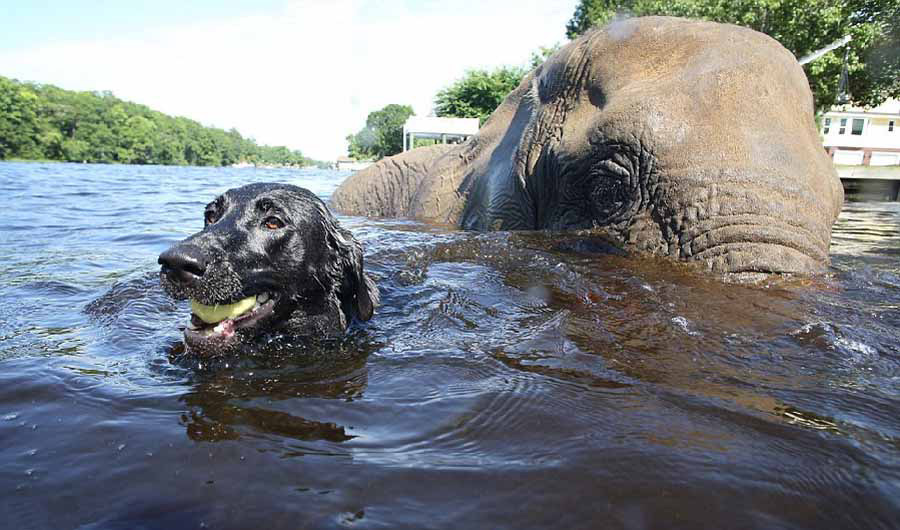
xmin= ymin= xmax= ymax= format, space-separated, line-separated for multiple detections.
xmin=1 ymin=163 xmax=899 ymax=528
xmin=832 ymin=201 xmax=900 ymax=266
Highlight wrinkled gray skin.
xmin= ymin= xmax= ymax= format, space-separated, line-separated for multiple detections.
xmin=332 ymin=17 xmax=843 ymax=274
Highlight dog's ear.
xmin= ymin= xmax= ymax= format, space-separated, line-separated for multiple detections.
xmin=327 ymin=225 xmax=379 ymax=323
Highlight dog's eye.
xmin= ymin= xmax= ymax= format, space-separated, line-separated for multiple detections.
xmin=264 ymin=217 xmax=284 ymax=230
xmin=205 ymin=211 xmax=218 ymax=225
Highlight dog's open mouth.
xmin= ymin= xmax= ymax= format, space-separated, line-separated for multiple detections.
xmin=184 ymin=292 xmax=278 ymax=346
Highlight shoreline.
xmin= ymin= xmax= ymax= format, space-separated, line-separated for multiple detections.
xmin=0 ymin=159 xmax=326 ymax=170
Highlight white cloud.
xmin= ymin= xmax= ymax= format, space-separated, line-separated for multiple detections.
xmin=0 ymin=0 xmax=576 ymax=160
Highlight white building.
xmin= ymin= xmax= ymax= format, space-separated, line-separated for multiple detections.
xmin=402 ymin=116 xmax=479 ymax=152
xmin=822 ymin=99 xmax=900 ymax=166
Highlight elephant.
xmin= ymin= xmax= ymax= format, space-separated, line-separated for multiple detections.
xmin=331 ymin=16 xmax=844 ymax=275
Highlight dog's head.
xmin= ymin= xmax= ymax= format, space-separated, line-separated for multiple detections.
xmin=158 ymin=183 xmax=378 ymax=355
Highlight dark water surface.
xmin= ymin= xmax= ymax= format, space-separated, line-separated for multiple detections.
xmin=1 ymin=162 xmax=898 ymax=529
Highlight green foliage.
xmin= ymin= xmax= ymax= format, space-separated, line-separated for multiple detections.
xmin=0 ymin=77 xmax=41 ymax=159
xmin=412 ymin=137 xmax=439 ymax=148
xmin=0 ymin=76 xmax=318 ymax=167
xmin=433 ymin=67 xmax=527 ymax=125
xmin=346 ymin=104 xmax=415 ymax=160
xmin=530 ymin=44 xmax=563 ymax=69
xmin=567 ymin=0 xmax=620 ymax=37
xmin=565 ymin=0 xmax=900 ymax=110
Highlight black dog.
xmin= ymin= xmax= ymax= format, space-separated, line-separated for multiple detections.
xmin=158 ymin=183 xmax=378 ymax=355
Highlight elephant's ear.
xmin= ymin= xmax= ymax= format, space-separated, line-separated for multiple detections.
xmin=328 ymin=224 xmax=379 ymax=323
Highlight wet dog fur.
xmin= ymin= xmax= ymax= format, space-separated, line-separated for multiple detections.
xmin=158 ymin=183 xmax=378 ymax=355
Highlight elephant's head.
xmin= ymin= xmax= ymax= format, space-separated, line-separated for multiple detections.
xmin=332 ymin=16 xmax=843 ymax=275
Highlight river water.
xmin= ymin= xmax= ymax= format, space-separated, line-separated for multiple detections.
xmin=1 ymin=162 xmax=898 ymax=529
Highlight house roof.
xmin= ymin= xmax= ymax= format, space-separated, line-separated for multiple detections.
xmin=403 ymin=116 xmax=479 ymax=136
xmin=827 ymin=98 xmax=900 ymax=117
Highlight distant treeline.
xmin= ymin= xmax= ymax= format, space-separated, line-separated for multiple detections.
xmin=0 ymin=75 xmax=322 ymax=167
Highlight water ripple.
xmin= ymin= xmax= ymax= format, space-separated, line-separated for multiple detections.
xmin=1 ymin=162 xmax=899 ymax=528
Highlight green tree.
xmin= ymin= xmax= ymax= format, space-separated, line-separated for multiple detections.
xmin=0 ymin=75 xmax=317 ymax=167
xmin=565 ymin=0 xmax=900 ymax=110
xmin=0 ymin=78 xmax=42 ymax=158
xmin=346 ymin=128 xmax=376 ymax=160
xmin=120 ymin=115 xmax=156 ymax=164
xmin=433 ymin=67 xmax=526 ymax=124
xmin=62 ymin=138 xmax=90 ymax=162
xmin=530 ymin=44 xmax=563 ymax=69
xmin=38 ymin=129 xmax=65 ymax=160
xmin=346 ymin=103 xmax=415 ymax=160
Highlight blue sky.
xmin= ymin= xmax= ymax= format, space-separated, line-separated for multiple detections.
xmin=1 ymin=1 xmax=577 ymax=160
xmin=1 ymin=1 xmax=286 ymax=51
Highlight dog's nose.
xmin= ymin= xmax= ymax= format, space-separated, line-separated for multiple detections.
xmin=158 ymin=245 xmax=208 ymax=284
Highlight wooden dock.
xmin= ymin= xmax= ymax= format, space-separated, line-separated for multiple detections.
xmin=837 ymin=165 xmax=900 ymax=200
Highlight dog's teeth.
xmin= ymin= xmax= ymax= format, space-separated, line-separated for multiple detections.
xmin=258 ymin=293 xmax=269 ymax=303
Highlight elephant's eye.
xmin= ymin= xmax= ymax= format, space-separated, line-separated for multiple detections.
xmin=586 ymin=155 xmax=642 ymax=225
